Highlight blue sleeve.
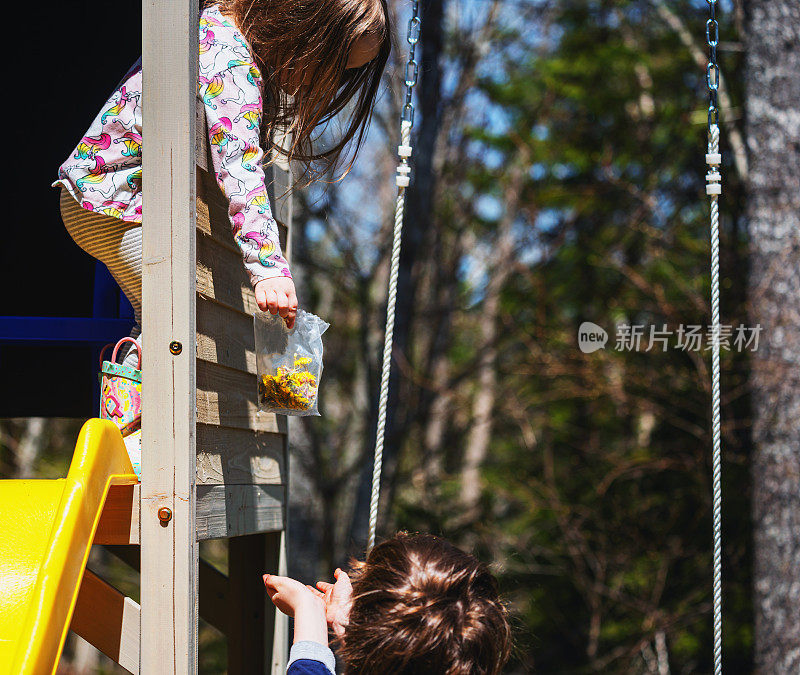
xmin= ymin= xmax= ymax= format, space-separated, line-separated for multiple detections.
xmin=288 ymin=661 xmax=334 ymax=675
xmin=287 ymin=641 xmax=336 ymax=675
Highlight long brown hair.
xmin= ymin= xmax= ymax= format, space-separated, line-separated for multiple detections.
xmin=212 ymin=0 xmax=390 ymax=181
xmin=338 ymin=533 xmax=513 ymax=674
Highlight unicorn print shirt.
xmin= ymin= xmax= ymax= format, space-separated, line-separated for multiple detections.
xmin=54 ymin=4 xmax=292 ymax=284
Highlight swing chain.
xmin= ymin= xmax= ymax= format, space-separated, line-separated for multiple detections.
xmin=706 ymin=0 xmax=719 ymax=127
xmin=401 ymin=0 xmax=421 ymax=126
xmin=397 ymin=0 xmax=421 ymax=188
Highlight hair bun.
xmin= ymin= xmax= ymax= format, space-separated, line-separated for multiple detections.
xmin=340 ymin=533 xmax=512 ymax=674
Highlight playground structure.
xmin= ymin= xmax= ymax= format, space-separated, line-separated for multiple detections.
xmin=0 ymin=2 xmax=292 ymax=672
xmin=0 ymin=0 xmax=738 ymax=671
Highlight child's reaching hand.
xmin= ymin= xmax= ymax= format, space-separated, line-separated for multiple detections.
xmin=255 ymin=277 xmax=298 ymax=329
xmin=312 ymin=568 xmax=353 ymax=638
xmin=264 ymin=573 xmax=328 ymax=646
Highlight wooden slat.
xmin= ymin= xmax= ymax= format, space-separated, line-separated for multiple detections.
xmin=71 ymin=569 xmax=140 ymax=674
xmin=197 ymin=359 xmax=284 ymax=433
xmin=197 ymin=296 xmax=256 ymax=373
xmin=197 ymin=233 xmax=259 ymax=315
xmin=196 ymin=485 xmax=284 ymax=540
xmin=95 ymin=484 xmax=140 ymax=546
xmin=196 ymin=424 xmax=284 ymax=485
xmin=141 ymin=0 xmax=199 ymax=671
xmin=196 ymin=99 xmax=209 ymax=172
xmin=196 ymin=176 xmax=239 ymax=255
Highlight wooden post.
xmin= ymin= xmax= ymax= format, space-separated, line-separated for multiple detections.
xmin=268 ymin=530 xmax=290 ymax=674
xmin=141 ymin=0 xmax=199 ymax=673
xmin=268 ymin=142 xmax=292 ymax=675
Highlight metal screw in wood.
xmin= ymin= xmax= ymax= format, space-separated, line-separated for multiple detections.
xmin=158 ymin=507 xmax=172 ymax=526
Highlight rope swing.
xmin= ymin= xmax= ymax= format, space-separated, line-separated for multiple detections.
xmin=705 ymin=1 xmax=723 ymax=673
xmin=367 ymin=1 xmax=421 ymax=554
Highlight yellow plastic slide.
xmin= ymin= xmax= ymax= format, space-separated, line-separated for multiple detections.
xmin=0 ymin=419 xmax=137 ymax=674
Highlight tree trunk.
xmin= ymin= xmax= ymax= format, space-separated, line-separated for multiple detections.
xmin=745 ymin=2 xmax=800 ymax=672
xmin=15 ymin=417 xmax=45 ymax=479
xmin=459 ymin=155 xmax=525 ymax=518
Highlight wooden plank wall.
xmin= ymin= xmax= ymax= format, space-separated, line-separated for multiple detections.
xmin=196 ymin=102 xmax=291 ymax=673
xmin=195 ymin=144 xmax=289 ymax=540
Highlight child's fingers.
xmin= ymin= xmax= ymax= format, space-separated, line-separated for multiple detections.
xmin=255 ymin=285 xmax=268 ymax=312
xmin=316 ymin=581 xmax=334 ymax=592
xmin=334 ymin=569 xmax=353 ymax=589
xmin=267 ymin=289 xmax=279 ymax=315
xmin=264 ymin=573 xmax=289 ymax=591
xmin=276 ymin=292 xmax=289 ymax=316
xmin=283 ymin=286 xmax=298 ymax=329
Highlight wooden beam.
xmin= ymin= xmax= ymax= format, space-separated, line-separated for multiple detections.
xmin=141 ymin=0 xmax=199 ymax=672
xmin=196 ymin=484 xmax=284 ymax=540
xmin=196 ymin=100 xmax=209 ymax=171
xmin=267 ymin=133 xmax=292 ymax=675
xmin=95 ymin=484 xmax=140 ymax=546
xmin=71 ymin=569 xmax=140 ymax=674
xmin=267 ymin=530 xmax=289 ymax=674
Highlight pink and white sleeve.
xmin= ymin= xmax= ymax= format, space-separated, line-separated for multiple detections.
xmin=200 ymin=60 xmax=292 ymax=285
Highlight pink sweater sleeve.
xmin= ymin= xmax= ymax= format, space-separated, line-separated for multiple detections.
xmin=199 ymin=18 xmax=292 ymax=285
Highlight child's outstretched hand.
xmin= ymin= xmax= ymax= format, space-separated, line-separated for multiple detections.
xmin=312 ymin=568 xmax=353 ymax=638
xmin=263 ymin=573 xmax=322 ymax=617
xmin=254 ymin=277 xmax=298 ymax=329
xmin=264 ymin=573 xmax=327 ymax=645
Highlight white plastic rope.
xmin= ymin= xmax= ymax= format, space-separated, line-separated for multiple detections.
xmin=707 ymin=123 xmax=722 ymax=675
xmin=367 ymin=122 xmax=413 ymax=553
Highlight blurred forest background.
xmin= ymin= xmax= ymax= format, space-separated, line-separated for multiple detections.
xmin=3 ymin=0 xmax=798 ymax=673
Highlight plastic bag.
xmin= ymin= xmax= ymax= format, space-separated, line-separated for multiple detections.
xmin=254 ymin=308 xmax=330 ymax=416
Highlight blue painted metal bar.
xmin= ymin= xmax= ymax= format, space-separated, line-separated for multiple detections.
xmin=120 ymin=293 xmax=135 ymax=320
xmin=93 ymin=262 xmax=120 ymax=320
xmin=0 ymin=317 xmax=135 ymax=344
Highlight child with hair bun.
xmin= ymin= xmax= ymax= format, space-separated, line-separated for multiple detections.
xmin=264 ymin=532 xmax=512 ymax=674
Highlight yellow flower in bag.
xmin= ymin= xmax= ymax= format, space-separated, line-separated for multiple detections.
xmin=258 ymin=352 xmax=319 ymax=411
